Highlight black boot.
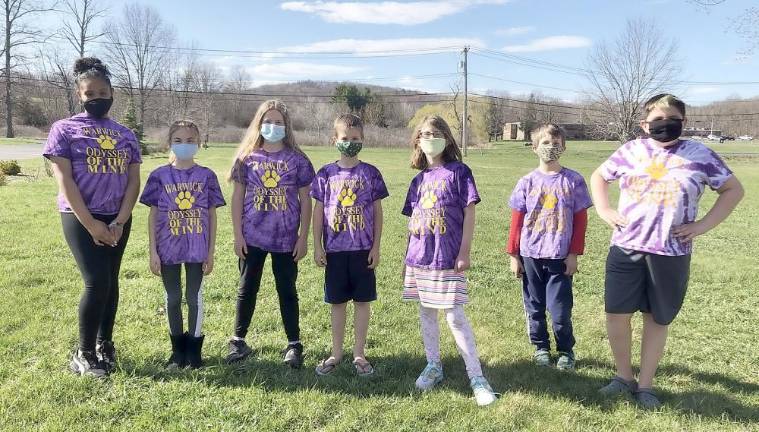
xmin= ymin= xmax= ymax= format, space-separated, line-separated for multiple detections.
xmin=166 ymin=333 xmax=186 ymax=369
xmin=186 ymin=333 xmax=204 ymax=369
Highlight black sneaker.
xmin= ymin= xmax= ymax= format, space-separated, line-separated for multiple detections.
xmin=96 ymin=341 xmax=117 ymax=373
xmin=70 ymin=350 xmax=108 ymax=378
xmin=282 ymin=343 xmax=304 ymax=369
xmin=225 ymin=338 xmax=252 ymax=364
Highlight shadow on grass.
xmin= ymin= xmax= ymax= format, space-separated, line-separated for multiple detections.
xmin=117 ymin=348 xmax=758 ymax=423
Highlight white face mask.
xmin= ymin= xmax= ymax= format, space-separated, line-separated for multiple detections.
xmin=419 ymin=137 xmax=446 ymax=158
xmin=260 ymin=123 xmax=286 ymax=143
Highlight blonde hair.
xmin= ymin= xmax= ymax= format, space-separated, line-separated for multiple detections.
xmin=531 ymin=123 xmax=566 ymax=148
xmin=228 ymin=99 xmax=306 ymax=181
xmin=167 ymin=120 xmax=200 ymax=163
xmin=332 ymin=113 xmax=364 ymax=142
xmin=409 ymin=115 xmax=462 ymax=170
xmin=643 ymin=93 xmax=686 ymax=118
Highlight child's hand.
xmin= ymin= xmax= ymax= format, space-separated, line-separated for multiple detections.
xmin=87 ymin=220 xmax=115 ymax=247
xmin=203 ymin=256 xmax=214 ymax=275
xmin=367 ymin=246 xmax=381 ymax=269
xmin=149 ymin=252 xmax=161 ymax=276
xmin=564 ymin=254 xmax=578 ymax=276
xmin=314 ymin=245 xmax=327 ymax=267
xmin=597 ymin=207 xmax=628 ymax=230
xmin=108 ymin=224 xmax=124 ymax=246
xmin=455 ymin=253 xmax=471 ymax=273
xmin=672 ymin=220 xmax=708 ymax=241
xmin=234 ymin=235 xmax=247 ymax=259
xmin=509 ymin=255 xmax=523 ymax=279
xmin=292 ymin=236 xmax=308 ymax=262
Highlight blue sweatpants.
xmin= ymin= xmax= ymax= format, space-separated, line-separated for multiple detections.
xmin=521 ymin=257 xmax=575 ymax=353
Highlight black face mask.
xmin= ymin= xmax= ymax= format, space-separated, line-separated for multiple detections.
xmin=647 ymin=118 xmax=683 ymax=143
xmin=82 ymin=97 xmax=113 ymax=118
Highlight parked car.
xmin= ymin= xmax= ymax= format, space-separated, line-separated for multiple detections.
xmin=719 ymin=135 xmax=735 ymax=143
xmin=737 ymin=135 xmax=754 ymax=141
xmin=706 ymin=134 xmax=721 ymax=141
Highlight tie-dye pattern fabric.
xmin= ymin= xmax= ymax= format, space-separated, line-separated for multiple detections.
xmin=598 ymin=138 xmax=733 ymax=256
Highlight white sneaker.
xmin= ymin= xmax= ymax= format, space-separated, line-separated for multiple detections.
xmin=415 ymin=362 xmax=444 ymax=391
xmin=470 ymin=376 xmax=498 ymax=406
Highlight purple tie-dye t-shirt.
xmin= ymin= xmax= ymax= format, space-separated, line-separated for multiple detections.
xmin=599 ymin=138 xmax=733 ymax=256
xmin=402 ymin=161 xmax=481 ymax=270
xmin=231 ymin=148 xmax=315 ymax=253
xmin=139 ymin=164 xmax=226 ymax=265
xmin=311 ymin=162 xmax=389 ymax=253
xmin=509 ymin=168 xmax=593 ymax=259
xmin=43 ymin=113 xmax=142 ymax=214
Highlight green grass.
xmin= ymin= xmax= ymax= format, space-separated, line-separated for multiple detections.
xmin=0 ymin=141 xmax=757 ymax=431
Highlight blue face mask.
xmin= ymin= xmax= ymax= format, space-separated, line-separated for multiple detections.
xmin=171 ymin=143 xmax=198 ymax=160
xmin=260 ymin=123 xmax=286 ymax=143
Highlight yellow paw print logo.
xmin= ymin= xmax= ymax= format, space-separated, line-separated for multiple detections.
xmin=645 ymin=161 xmax=669 ymax=180
xmin=175 ymin=191 xmax=195 ymax=209
xmin=338 ymin=188 xmax=357 ymax=207
xmin=540 ymin=194 xmax=558 ymax=209
xmin=97 ymin=134 xmax=116 ymax=150
xmin=420 ymin=191 xmax=438 ymax=209
xmin=261 ymin=169 xmax=281 ymax=188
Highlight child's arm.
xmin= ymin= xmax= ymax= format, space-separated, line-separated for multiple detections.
xmin=564 ymin=208 xmax=588 ymax=276
xmin=293 ymin=186 xmax=312 ymax=262
xmin=204 ymin=207 xmax=217 ymax=275
xmin=456 ymin=203 xmax=476 ymax=273
xmin=507 ymin=209 xmax=525 ymax=278
xmin=312 ymin=200 xmax=326 ymax=267
xmin=148 ymin=206 xmax=161 ymax=276
xmin=673 ymin=176 xmax=744 ymax=240
xmin=368 ymin=200 xmax=383 ymax=269
xmin=49 ymin=157 xmax=114 ymax=246
xmin=231 ymin=181 xmax=247 ymax=259
xmin=111 ymin=164 xmax=140 ymax=243
xmin=590 ymin=168 xmax=628 ymax=229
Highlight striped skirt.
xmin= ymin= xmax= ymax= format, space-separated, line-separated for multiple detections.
xmin=402 ymin=266 xmax=469 ymax=309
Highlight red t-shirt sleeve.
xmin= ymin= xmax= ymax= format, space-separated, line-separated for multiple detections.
xmin=569 ymin=208 xmax=588 ymax=255
xmin=507 ymin=209 xmax=525 ymax=255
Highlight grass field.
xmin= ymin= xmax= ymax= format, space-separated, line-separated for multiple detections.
xmin=0 ymin=140 xmax=757 ymax=431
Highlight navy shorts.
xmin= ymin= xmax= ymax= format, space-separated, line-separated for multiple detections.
xmin=604 ymin=246 xmax=691 ymax=325
xmin=324 ymin=250 xmax=377 ymax=304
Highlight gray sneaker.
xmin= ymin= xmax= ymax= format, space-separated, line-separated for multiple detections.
xmin=556 ymin=351 xmax=575 ymax=371
xmin=225 ymin=339 xmax=252 ymax=364
xmin=599 ymin=376 xmax=638 ymax=397
xmin=415 ymin=362 xmax=444 ymax=391
xmin=634 ymin=388 xmax=662 ymax=410
xmin=533 ymin=348 xmax=551 ymax=367
xmin=282 ymin=343 xmax=304 ymax=369
xmin=69 ymin=350 xmax=107 ymax=378
xmin=470 ymin=376 xmax=498 ymax=406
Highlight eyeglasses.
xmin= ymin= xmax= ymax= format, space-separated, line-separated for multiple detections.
xmin=419 ymin=131 xmax=444 ymax=138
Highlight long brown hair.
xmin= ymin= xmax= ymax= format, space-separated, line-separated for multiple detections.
xmin=409 ymin=115 xmax=462 ymax=170
xmin=228 ymin=99 xmax=306 ymax=181
xmin=167 ymin=120 xmax=200 ymax=164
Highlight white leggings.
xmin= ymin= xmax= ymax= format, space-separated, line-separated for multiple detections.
xmin=419 ymin=304 xmax=483 ymax=378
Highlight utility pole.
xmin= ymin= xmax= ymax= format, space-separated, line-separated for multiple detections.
xmin=462 ymin=46 xmax=469 ymax=157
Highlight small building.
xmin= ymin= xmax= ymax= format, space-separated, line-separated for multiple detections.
xmin=502 ymin=122 xmax=588 ymax=141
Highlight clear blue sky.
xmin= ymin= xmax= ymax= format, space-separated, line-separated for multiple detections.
xmin=40 ymin=0 xmax=759 ymax=105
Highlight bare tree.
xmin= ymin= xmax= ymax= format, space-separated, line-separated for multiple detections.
xmin=104 ymin=2 xmax=175 ymax=134
xmin=59 ymin=0 xmax=105 ymax=57
xmin=38 ymin=49 xmax=76 ymax=115
xmin=193 ymin=62 xmax=221 ymax=145
xmin=1 ymin=0 xmax=56 ymax=137
xmin=585 ymin=19 xmax=681 ymax=143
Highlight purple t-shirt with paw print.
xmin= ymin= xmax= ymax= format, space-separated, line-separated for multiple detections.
xmin=310 ymin=162 xmax=389 ymax=253
xmin=402 ymin=161 xmax=481 ymax=270
xmin=140 ymin=164 xmax=226 ymax=265
xmin=598 ymin=138 xmax=733 ymax=256
xmin=43 ymin=112 xmax=142 ymax=214
xmin=231 ymin=148 xmax=315 ymax=253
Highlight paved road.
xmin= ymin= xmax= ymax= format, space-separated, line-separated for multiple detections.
xmin=0 ymin=143 xmax=44 ymax=160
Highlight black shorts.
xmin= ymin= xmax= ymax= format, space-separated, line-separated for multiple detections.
xmin=324 ymin=250 xmax=377 ymax=304
xmin=604 ymin=246 xmax=691 ymax=325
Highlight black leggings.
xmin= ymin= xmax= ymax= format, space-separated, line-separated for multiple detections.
xmin=161 ymin=263 xmax=204 ymax=337
xmin=234 ymin=245 xmax=300 ymax=342
xmin=62 ymin=213 xmax=131 ymax=352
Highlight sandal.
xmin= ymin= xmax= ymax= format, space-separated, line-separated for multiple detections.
xmin=352 ymin=357 xmax=375 ymax=377
xmin=315 ymin=357 xmax=340 ymax=376
xmin=634 ymin=388 xmax=662 ymax=410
